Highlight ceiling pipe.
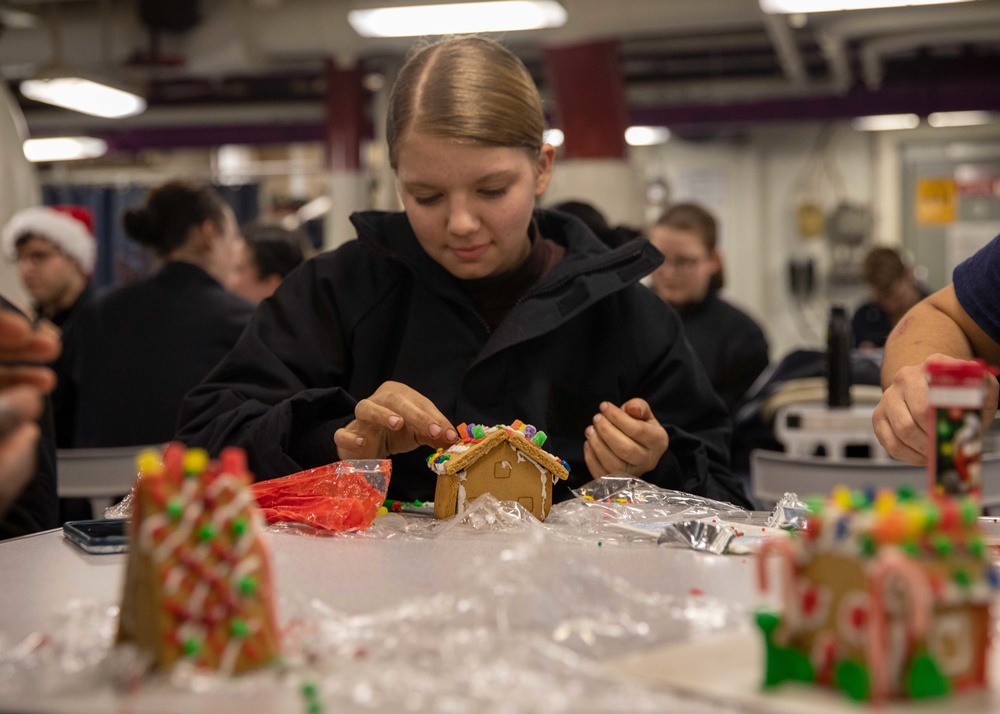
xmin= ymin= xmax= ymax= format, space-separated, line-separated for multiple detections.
xmin=760 ymin=12 xmax=807 ymax=85
xmin=861 ymin=25 xmax=1000 ymax=89
xmin=815 ymin=2 xmax=1000 ymax=93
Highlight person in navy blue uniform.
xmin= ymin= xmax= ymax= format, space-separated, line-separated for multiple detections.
xmin=874 ymin=236 xmax=1000 ymax=464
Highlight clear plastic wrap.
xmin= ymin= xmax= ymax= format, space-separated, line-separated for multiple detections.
xmin=765 ymin=492 xmax=811 ymax=530
xmin=0 ymin=503 xmax=750 ymax=712
xmin=546 ymin=477 xmax=755 ymax=553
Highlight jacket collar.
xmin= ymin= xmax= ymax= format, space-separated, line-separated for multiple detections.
xmin=350 ymin=208 xmax=661 ymax=292
xmin=349 ymin=209 xmax=663 ymax=357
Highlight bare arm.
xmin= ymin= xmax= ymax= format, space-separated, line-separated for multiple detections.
xmin=873 ymin=285 xmax=1000 ymax=464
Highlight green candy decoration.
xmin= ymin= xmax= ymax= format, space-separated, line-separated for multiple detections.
xmin=198 ymin=523 xmax=216 ymax=542
xmin=953 ymin=568 xmax=972 ymax=589
xmin=906 ymin=652 xmax=950 ymax=699
xmin=932 ymin=534 xmax=953 ymax=557
xmin=925 ymin=505 xmax=941 ymax=529
xmin=239 ymin=575 xmax=257 ymax=596
xmin=166 ymin=499 xmax=184 ymax=521
xmin=231 ymin=618 xmax=250 ymax=637
xmin=531 ymin=431 xmax=548 ymax=447
xmin=232 ymin=517 xmax=247 ymax=536
xmin=860 ymin=535 xmax=877 ymax=557
xmin=804 ymin=496 xmax=825 ymax=515
xmin=471 ymin=425 xmax=486 ymax=439
xmin=756 ymin=611 xmax=814 ymax=687
xmin=969 ymin=537 xmax=985 ymax=558
xmin=835 ymin=659 xmax=871 ymax=702
xmin=961 ymin=499 xmax=979 ymax=525
xmin=896 ymin=484 xmax=915 ymax=501
xmin=182 ymin=637 xmax=201 ymax=657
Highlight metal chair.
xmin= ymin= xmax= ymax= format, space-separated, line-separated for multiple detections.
xmin=56 ymin=445 xmax=156 ymax=517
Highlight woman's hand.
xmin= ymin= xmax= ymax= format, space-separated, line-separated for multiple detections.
xmin=873 ymin=353 xmax=999 ymax=465
xmin=333 ymin=381 xmax=458 ymax=459
xmin=583 ymin=398 xmax=669 ymax=478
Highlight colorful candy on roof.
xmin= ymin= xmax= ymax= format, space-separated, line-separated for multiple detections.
xmin=426 ymin=420 xmax=571 ymax=475
xmin=427 ymin=420 xmax=571 ymax=521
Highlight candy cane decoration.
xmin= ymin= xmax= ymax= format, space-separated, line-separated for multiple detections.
xmin=867 ymin=548 xmax=934 ymax=703
xmin=758 ymin=537 xmax=800 ymax=634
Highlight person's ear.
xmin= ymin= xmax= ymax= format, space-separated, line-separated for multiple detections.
xmin=533 ymin=144 xmax=556 ymax=197
xmin=193 ymin=219 xmax=218 ymax=250
xmin=709 ymin=249 xmax=723 ymax=273
xmin=263 ymin=274 xmax=282 ymax=294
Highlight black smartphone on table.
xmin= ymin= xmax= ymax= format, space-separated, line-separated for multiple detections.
xmin=63 ymin=518 xmax=128 ymax=554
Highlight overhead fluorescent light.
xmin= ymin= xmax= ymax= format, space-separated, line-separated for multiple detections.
xmin=542 ymin=128 xmax=564 ymax=147
xmin=760 ymin=0 xmax=975 ymax=12
xmin=851 ymin=113 xmax=919 ymax=131
xmin=23 ymin=136 xmax=108 ymax=162
xmin=19 ymin=73 xmax=146 ymax=119
xmin=348 ymin=1 xmax=567 ymax=38
xmin=625 ymin=126 xmax=670 ymax=146
xmin=928 ymin=110 xmax=997 ymax=128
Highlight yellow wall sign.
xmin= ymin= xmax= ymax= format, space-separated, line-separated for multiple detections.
xmin=915 ymin=178 xmax=957 ymax=225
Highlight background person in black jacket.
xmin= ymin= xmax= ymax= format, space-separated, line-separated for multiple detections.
xmin=648 ymin=202 xmax=769 ymax=412
xmin=70 ymin=181 xmax=253 ymax=449
xmin=178 ymin=37 xmax=749 ymax=509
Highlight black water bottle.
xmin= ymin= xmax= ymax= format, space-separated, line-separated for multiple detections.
xmin=827 ymin=305 xmax=852 ymax=408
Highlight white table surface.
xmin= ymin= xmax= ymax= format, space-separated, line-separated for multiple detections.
xmin=0 ymin=518 xmax=768 ymax=713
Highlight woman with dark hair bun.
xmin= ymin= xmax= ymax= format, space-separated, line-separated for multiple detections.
xmin=70 ymin=180 xmax=253 ymax=448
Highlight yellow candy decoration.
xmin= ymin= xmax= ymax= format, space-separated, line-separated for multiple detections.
xmin=832 ymin=485 xmax=853 ymax=511
xmin=136 ymin=449 xmax=163 ymax=477
xmin=874 ymin=490 xmax=896 ymax=515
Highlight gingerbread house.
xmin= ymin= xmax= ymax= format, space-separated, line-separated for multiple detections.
xmin=117 ymin=443 xmax=281 ymax=674
xmin=756 ymin=486 xmax=997 ymax=703
xmin=426 ymin=421 xmax=570 ymax=521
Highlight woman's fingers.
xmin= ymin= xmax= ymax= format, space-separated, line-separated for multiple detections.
xmin=583 ymin=429 xmax=625 ymax=476
xmin=360 ymin=381 xmax=457 ymax=447
xmin=0 ymin=365 xmax=57 ymax=393
xmin=0 ymin=315 xmax=60 ymax=363
xmin=589 ymin=400 xmax=668 ymax=475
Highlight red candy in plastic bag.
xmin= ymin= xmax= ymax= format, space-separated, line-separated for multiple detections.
xmin=251 ymin=459 xmax=391 ymax=532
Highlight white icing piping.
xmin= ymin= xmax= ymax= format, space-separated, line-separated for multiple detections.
xmin=515 ymin=451 xmax=548 ymax=512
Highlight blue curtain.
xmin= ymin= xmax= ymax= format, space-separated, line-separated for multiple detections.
xmin=41 ymin=183 xmax=259 ymax=290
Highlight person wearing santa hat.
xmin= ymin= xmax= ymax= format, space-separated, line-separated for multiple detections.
xmin=2 ymin=205 xmax=96 ymax=453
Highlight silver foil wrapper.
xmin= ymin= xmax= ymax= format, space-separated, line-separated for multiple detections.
xmin=656 ymin=520 xmax=735 ymax=555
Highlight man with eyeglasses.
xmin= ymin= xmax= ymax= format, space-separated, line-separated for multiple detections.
xmin=2 ymin=205 xmax=96 ymax=452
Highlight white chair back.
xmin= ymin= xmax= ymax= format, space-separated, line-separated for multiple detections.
xmin=56 ymin=445 xmax=156 ymax=517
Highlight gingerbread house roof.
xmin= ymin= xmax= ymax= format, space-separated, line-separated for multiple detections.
xmin=797 ymin=486 xmax=998 ymax=603
xmin=427 ymin=421 xmax=570 ymax=481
